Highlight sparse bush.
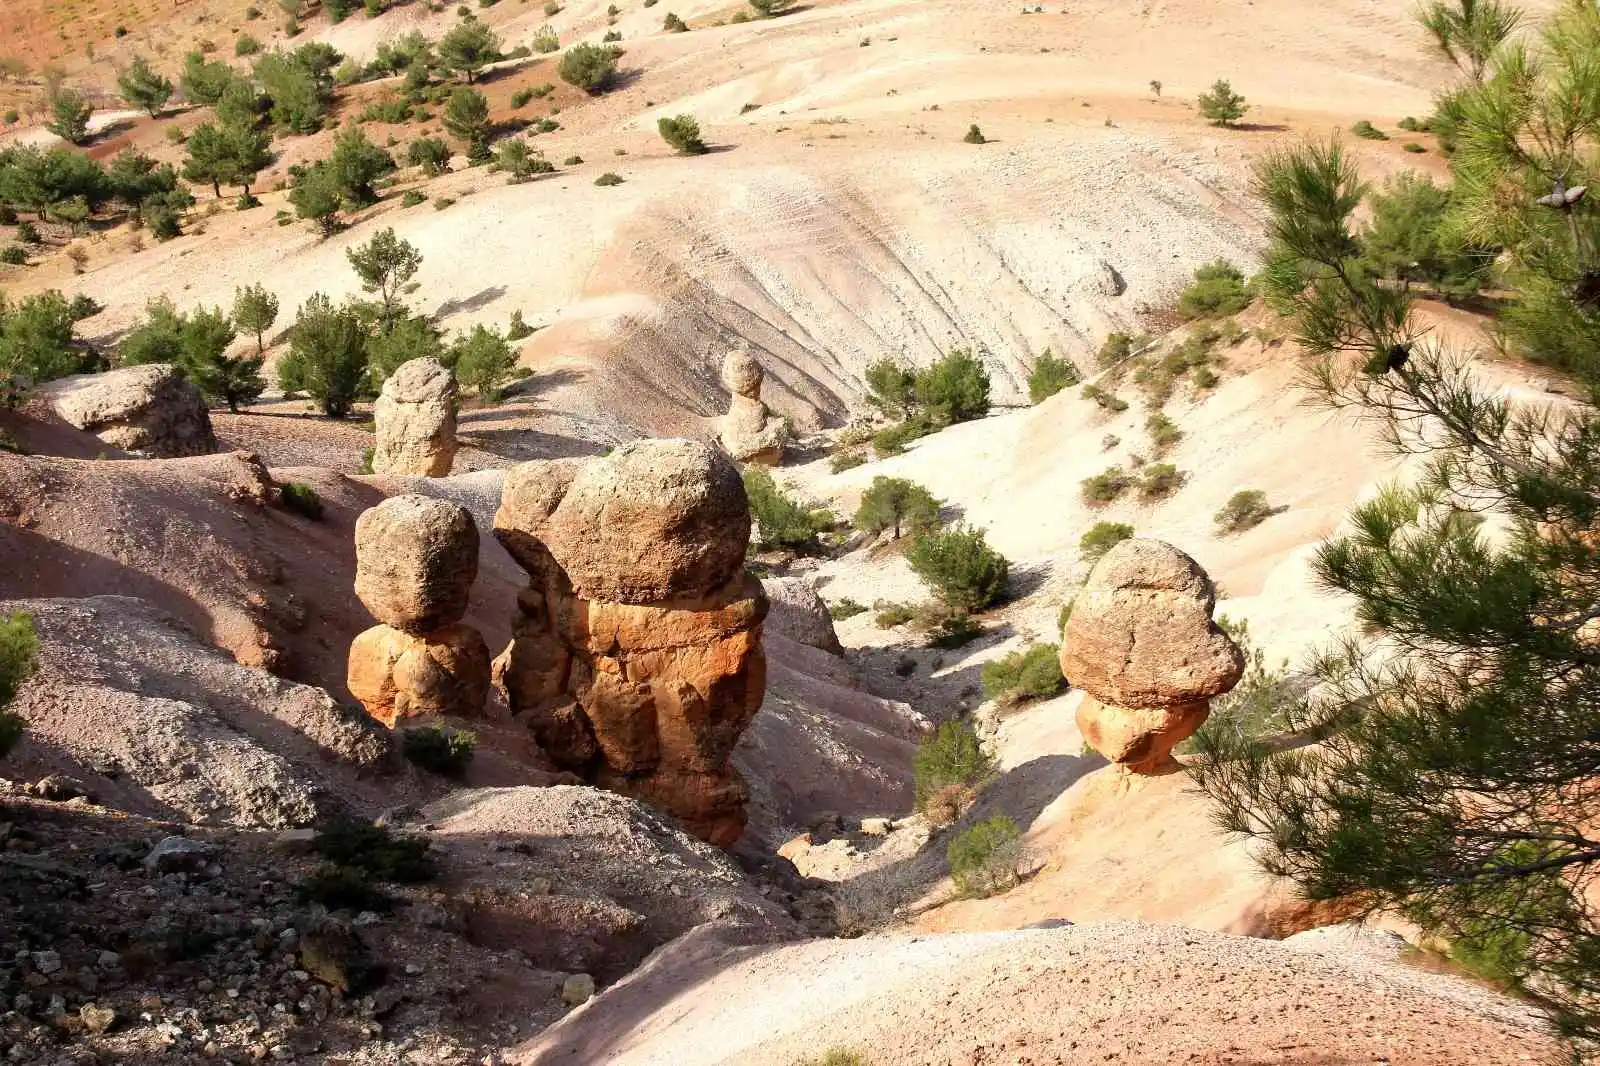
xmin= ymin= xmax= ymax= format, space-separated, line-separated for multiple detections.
xmin=830 ymin=448 xmax=866 ymax=473
xmin=1403 ymin=142 xmax=1428 ymax=154
xmin=871 ymin=418 xmax=931 ymax=458
xmin=1027 ymin=349 xmax=1079 ymax=403
xmin=913 ymin=721 xmax=994 ymax=810
xmin=507 ymin=310 xmax=534 ymax=340
xmin=563 ymin=154 xmax=584 ymax=166
xmin=402 ymin=189 xmax=427 ymax=207
xmin=313 ymin=818 xmax=433 ymax=882
xmin=401 ymin=725 xmax=477 ymax=777
xmin=828 ymin=597 xmax=868 ymax=621
xmin=532 ymin=25 xmax=560 ymax=53
xmin=1137 ymin=462 xmax=1184 ymax=500
xmin=1096 ymin=331 xmax=1138 ymax=369
xmin=980 ymin=644 xmax=1065 ymax=705
xmin=1197 ymin=78 xmax=1248 ymax=126
xmin=560 ymin=43 xmax=619 ymax=94
xmin=0 ymin=247 xmax=24 ymax=266
xmin=449 ymin=324 xmax=520 ymax=399
xmin=658 ymin=114 xmax=707 ymax=154
xmin=1178 ymin=260 xmax=1251 ymax=319
xmin=929 ymin=613 xmax=982 ymax=649
xmin=493 ymin=139 xmax=555 ymax=182
xmin=906 ymin=524 xmax=1009 ymax=612
xmin=750 ymin=0 xmax=795 ymax=14
xmin=543 ymin=0 xmax=560 ymax=12
xmin=797 ymin=1052 xmax=868 ymax=1066
xmin=963 ymin=124 xmax=986 ymax=144
xmin=1398 ymin=115 xmax=1423 ymax=132
xmin=744 ymin=468 xmax=831 ymax=551
xmin=1080 ymin=466 xmax=1132 ymax=506
xmin=408 ymin=136 xmax=452 ymax=176
xmin=948 ymin=816 xmax=1023 ymax=898
xmin=1350 ymin=119 xmax=1388 ymax=140
xmin=1146 ymin=412 xmax=1181 ymax=454
xmin=915 ymin=347 xmax=990 ymax=426
xmin=0 ymin=612 xmax=39 ymax=759
xmin=1214 ymin=489 xmax=1278 ymax=533
xmin=1079 ymin=520 xmax=1133 ymax=562
xmin=279 ymin=481 xmax=323 ymax=519
xmin=875 ymin=603 xmax=915 ymax=628
xmin=662 ymin=12 xmax=689 ymax=32
xmin=855 ymin=476 xmax=942 ymax=539
xmin=1081 ymin=383 xmax=1129 ymax=413
xmin=442 ymin=87 xmax=492 ymax=159
xmin=864 ymin=358 xmax=918 ymax=418
xmin=595 ymin=171 xmax=624 ymax=186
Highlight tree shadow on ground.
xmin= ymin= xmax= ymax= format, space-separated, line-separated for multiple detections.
xmin=434 ymin=285 xmax=508 ymax=320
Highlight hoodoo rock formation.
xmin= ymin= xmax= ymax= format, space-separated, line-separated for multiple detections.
xmin=716 ymin=346 xmax=789 ymax=465
xmin=39 ymin=364 xmax=217 ymax=458
xmin=492 ymin=439 xmax=768 ymax=846
xmin=347 ymin=494 xmax=491 ymax=726
xmin=371 ymin=357 xmax=459 ymax=477
xmin=1060 ymin=538 xmax=1244 ymax=773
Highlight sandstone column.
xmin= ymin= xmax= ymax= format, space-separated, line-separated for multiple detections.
xmin=716 ymin=346 xmax=788 ymax=466
xmin=1060 ymin=538 xmax=1244 ymax=773
xmin=371 ymin=357 xmax=458 ymax=477
xmin=348 ymin=494 xmax=490 ymax=725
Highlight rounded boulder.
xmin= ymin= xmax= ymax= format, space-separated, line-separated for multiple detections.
xmin=354 ymin=494 xmax=479 ymax=633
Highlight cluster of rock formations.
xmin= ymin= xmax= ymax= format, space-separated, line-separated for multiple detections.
xmin=1060 ymin=538 xmax=1243 ymax=773
xmin=491 ymin=439 xmax=768 ymax=846
xmin=347 ymin=495 xmax=491 ymax=727
xmin=716 ymin=346 xmax=788 ymax=465
xmin=40 ymin=364 xmax=216 ymax=458
xmin=371 ymin=357 xmax=459 ymax=477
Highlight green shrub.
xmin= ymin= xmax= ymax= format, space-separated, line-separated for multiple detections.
xmin=1081 ymin=383 xmax=1129 ymax=412
xmin=236 ymin=35 xmax=262 ymax=56
xmin=980 ymin=644 xmax=1065 ymax=705
xmin=915 ymin=348 xmax=990 ymax=426
xmin=864 ymin=357 xmax=917 ymax=417
xmin=1097 ymin=331 xmax=1137 ymax=368
xmin=507 ymin=310 xmax=534 ymax=341
xmin=828 ymin=597 xmax=868 ymax=621
xmin=1215 ymin=489 xmax=1277 ymax=533
xmin=402 ymin=189 xmax=427 ymax=207
xmin=1027 ymin=349 xmax=1079 ymax=403
xmin=408 ymin=136 xmax=452 ymax=176
xmin=750 ymin=0 xmax=795 ymax=13
xmin=906 ymin=524 xmax=1009 ymax=612
xmin=0 ymin=612 xmax=39 ymax=760
xmin=743 ymin=468 xmax=831 ymax=551
xmin=871 ymin=417 xmax=931 ymax=457
xmin=595 ymin=171 xmax=624 ymax=186
xmin=280 ymin=481 xmax=324 ymax=519
xmin=1197 ymin=78 xmax=1248 ymax=126
xmin=928 ymin=613 xmax=982 ymax=649
xmin=359 ymin=446 xmax=376 ymax=474
xmin=829 ymin=448 xmax=866 ymax=473
xmin=358 ymin=96 xmax=413 ymax=123
xmin=1350 ymin=119 xmax=1388 ymax=140
xmin=1403 ymin=142 xmax=1428 ymax=154
xmin=1057 ymin=598 xmax=1075 ymax=634
xmin=563 ymin=154 xmax=584 ymax=166
xmin=658 ymin=114 xmax=708 ymax=154
xmin=875 ymin=603 xmax=915 ymax=628
xmin=662 ymin=12 xmax=689 ymax=32
xmin=1177 ymin=260 xmax=1251 ymax=319
xmin=0 ymin=247 xmax=25 ymax=266
xmin=401 ymin=725 xmax=477 ymax=777
xmin=560 ymin=43 xmax=619 ymax=94
xmin=1138 ymin=463 xmax=1184 ymax=500
xmin=948 ymin=816 xmax=1023 ymax=898
xmin=512 ymin=88 xmax=534 ymax=108
xmin=450 ymin=323 xmax=520 ymax=399
xmin=543 ymin=0 xmax=560 ymax=12
xmin=1398 ymin=115 xmax=1423 ymax=132
xmin=1080 ymin=466 xmax=1132 ymax=506
xmin=797 ymin=1052 xmax=868 ymax=1066
xmin=1079 ymin=520 xmax=1133 ymax=562
xmin=313 ymin=818 xmax=434 ymax=882
xmin=295 ymin=865 xmax=392 ymax=911
xmin=1192 ymin=365 xmax=1219 ymax=389
xmin=854 ymin=476 xmax=942 ymax=539
xmin=532 ymin=25 xmax=560 ymax=53
xmin=963 ymin=124 xmax=986 ymax=144
xmin=1146 ymin=412 xmax=1182 ymax=454
xmin=913 ymin=721 xmax=994 ymax=810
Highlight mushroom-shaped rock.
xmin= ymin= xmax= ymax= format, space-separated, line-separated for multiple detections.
xmin=1061 ymin=538 xmax=1244 ymax=709
xmin=354 ymin=495 xmax=479 ymax=634
xmin=540 ymin=439 xmax=751 ymax=604
xmin=717 ymin=347 xmax=789 ymax=465
xmin=492 ymin=458 xmax=589 ymax=577
xmin=372 ymin=357 xmax=458 ymax=477
xmin=40 ymin=364 xmax=217 ymax=458
xmin=1061 ymin=539 xmax=1243 ymax=773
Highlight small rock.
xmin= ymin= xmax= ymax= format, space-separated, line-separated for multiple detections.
xmin=31 ymin=951 xmax=61 ymax=975
xmin=95 ymin=951 xmax=122 ymax=971
xmin=560 ymin=974 xmax=595 ymax=1007
xmin=29 ymin=775 xmax=89 ymax=802
xmin=777 ymin=834 xmax=813 ymax=863
xmin=79 ymin=1004 xmax=116 ymax=1035
xmin=144 ymin=836 xmax=216 ymax=874
xmin=859 ymin=817 xmax=892 ymax=837
xmin=273 ymin=828 xmax=319 ymax=853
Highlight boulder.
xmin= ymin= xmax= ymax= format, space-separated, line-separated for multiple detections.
xmin=716 ymin=347 xmax=789 ymax=465
xmin=1060 ymin=538 xmax=1244 ymax=709
xmin=371 ymin=357 xmax=458 ymax=477
xmin=354 ymin=495 xmax=479 ymax=634
xmin=1060 ymin=539 xmax=1243 ymax=774
xmin=39 ymin=364 xmax=216 ymax=458
xmin=760 ymin=577 xmax=844 ymax=656
xmin=493 ymin=458 xmax=589 ymax=577
xmin=539 ymin=440 xmax=751 ymax=605
xmin=348 ymin=622 xmax=492 ymax=726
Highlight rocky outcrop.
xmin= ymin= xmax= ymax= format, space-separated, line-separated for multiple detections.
xmin=716 ymin=346 xmax=788 ymax=465
xmin=39 ymin=364 xmax=217 ymax=458
xmin=492 ymin=441 xmax=768 ymax=846
xmin=760 ymin=577 xmax=843 ymax=656
xmin=372 ymin=357 xmax=458 ymax=477
xmin=1060 ymin=538 xmax=1243 ymax=772
xmin=348 ymin=495 xmax=491 ymax=726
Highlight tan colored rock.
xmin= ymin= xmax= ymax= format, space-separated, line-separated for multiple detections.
xmin=39 ymin=364 xmax=217 ymax=458
xmin=716 ymin=347 xmax=788 ymax=465
xmin=493 ymin=446 xmax=769 ymax=846
xmin=354 ymin=495 xmax=478 ymax=634
xmin=348 ymin=622 xmax=491 ymax=726
xmin=372 ymin=357 xmax=458 ymax=477
xmin=1060 ymin=538 xmax=1244 ymax=709
xmin=761 ymin=577 xmax=844 ymax=655
xmin=1061 ymin=539 xmax=1243 ymax=774
xmin=540 ymin=439 xmax=751 ymax=604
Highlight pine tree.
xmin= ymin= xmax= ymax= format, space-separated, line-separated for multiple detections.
xmin=279 ymin=294 xmax=370 ymax=417
xmin=46 ymin=88 xmax=92 ymax=144
xmin=1191 ymin=130 xmax=1600 ymax=1047
xmin=232 ymin=283 xmax=279 ymax=358
xmin=854 ymin=476 xmax=943 ymax=540
xmin=437 ymin=18 xmax=500 ymax=84
xmin=1416 ymin=0 xmax=1523 ymax=82
xmin=1196 ymin=79 xmax=1247 ymax=127
xmin=117 ymin=55 xmax=173 ymax=117
xmin=441 ymin=87 xmax=491 ymax=161
xmin=347 ymin=227 xmax=422 ymax=330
